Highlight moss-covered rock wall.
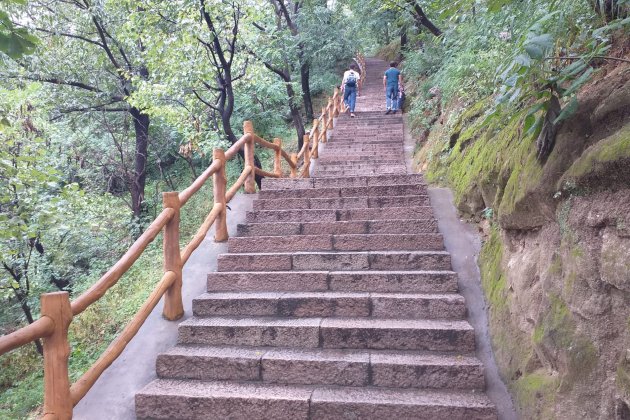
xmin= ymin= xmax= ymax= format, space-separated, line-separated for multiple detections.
xmin=414 ymin=63 xmax=630 ymax=419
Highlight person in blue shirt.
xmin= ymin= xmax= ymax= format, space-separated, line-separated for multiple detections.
xmin=383 ymin=61 xmax=402 ymax=114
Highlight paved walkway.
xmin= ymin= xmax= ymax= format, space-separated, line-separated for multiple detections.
xmin=135 ymin=58 xmax=515 ymax=419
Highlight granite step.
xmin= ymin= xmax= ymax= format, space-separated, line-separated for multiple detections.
xmin=177 ymin=316 xmax=476 ymax=352
xmin=245 ymin=206 xmax=434 ymax=223
xmin=236 ymin=219 xmax=438 ymax=237
xmin=261 ymin=174 xmax=425 ymax=189
xmin=136 ymin=380 xmax=496 ymax=420
xmin=252 ymin=195 xmax=430 ymax=210
xmin=226 ymin=233 xmax=444 ymax=253
xmin=257 ymin=183 xmax=428 ymax=199
xmin=216 ymin=250 xmax=452 ymax=272
xmin=313 ymin=170 xmax=407 ymax=178
xmin=192 ymin=292 xmax=466 ymax=319
xmin=156 ymin=346 xmax=484 ymax=389
xmin=206 ymin=270 xmax=459 ymax=293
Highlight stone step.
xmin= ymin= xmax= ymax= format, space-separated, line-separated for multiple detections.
xmin=314 ymin=170 xmax=407 ymax=178
xmin=156 ymin=345 xmax=484 ymax=389
xmin=316 ymin=156 xmax=402 ymax=163
xmin=192 ymin=292 xmax=466 ymax=319
xmin=245 ymin=206 xmax=434 ymax=223
xmin=252 ymin=195 xmax=430 ymax=210
xmin=261 ymin=174 xmax=424 ymax=190
xmin=207 ymin=270 xmax=459 ymax=293
xmin=313 ymin=165 xmax=408 ymax=174
xmin=136 ymin=380 xmax=496 ymax=420
xmin=315 ymin=161 xmax=404 ymax=169
xmin=177 ymin=316 xmax=476 ymax=352
xmin=236 ymin=219 xmax=438 ymax=237
xmin=216 ymin=250 xmax=452 ymax=272
xmin=226 ymin=233 xmax=444 ymax=253
xmin=258 ymin=183 xmax=427 ymax=199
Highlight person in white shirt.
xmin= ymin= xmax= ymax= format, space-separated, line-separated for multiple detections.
xmin=341 ymin=64 xmax=361 ymax=118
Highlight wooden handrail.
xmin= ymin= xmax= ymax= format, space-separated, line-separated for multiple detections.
xmin=0 ymin=316 xmax=54 ymax=355
xmin=0 ymin=58 xmax=359 ymax=418
xmin=69 ymin=271 xmax=177 ymax=405
xmin=180 ymin=203 xmax=224 ymax=265
xmin=226 ymin=165 xmax=253 ymax=203
xmin=70 ymin=208 xmax=175 ymax=316
xmin=179 ymin=159 xmax=221 ymax=206
xmin=225 ymin=133 xmax=251 ymax=160
xmin=254 ymin=167 xmax=280 ymax=179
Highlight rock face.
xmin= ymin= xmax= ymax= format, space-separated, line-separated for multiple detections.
xmin=135 ymin=58 xmax=499 ymax=420
xmin=416 ymin=60 xmax=630 ymax=419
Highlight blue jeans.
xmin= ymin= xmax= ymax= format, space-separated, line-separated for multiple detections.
xmin=344 ymin=86 xmax=357 ymax=112
xmin=386 ymin=85 xmax=398 ymax=110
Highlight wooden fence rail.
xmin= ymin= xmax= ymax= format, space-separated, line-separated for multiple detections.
xmin=0 ymin=64 xmax=355 ymax=419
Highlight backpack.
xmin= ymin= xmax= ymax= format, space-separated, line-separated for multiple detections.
xmin=345 ymin=72 xmax=357 ymax=88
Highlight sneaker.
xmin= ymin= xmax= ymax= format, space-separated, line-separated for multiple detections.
xmin=351 ymin=113 xmax=356 ymax=118
xmin=385 ymin=110 xmax=391 ymax=115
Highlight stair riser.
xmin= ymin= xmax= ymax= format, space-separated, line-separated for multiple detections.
xmin=236 ymin=219 xmax=438 ymax=237
xmin=217 ymin=252 xmax=451 ymax=272
xmin=193 ymin=295 xmax=371 ymax=318
xmin=208 ymin=272 xmax=328 ymax=292
xmin=227 ymin=234 xmax=444 ymax=253
xmin=253 ymin=196 xmax=433 ymax=211
xmin=310 ymin=402 xmax=497 ymax=420
xmin=136 ymin=394 xmax=308 ymax=420
xmin=314 ymin=171 xmax=407 ymax=178
xmin=261 ymin=174 xmax=424 ymax=190
xmin=246 ymin=207 xmax=434 ymax=223
xmin=193 ymin=295 xmax=465 ymax=319
xmin=259 ymin=184 xmax=428 ymax=200
xmin=179 ymin=324 xmax=475 ymax=352
xmin=207 ymin=271 xmax=458 ymax=293
xmin=321 ymin=327 xmax=476 ymax=352
xmin=157 ymin=353 xmax=484 ymax=390
xmin=329 ymin=272 xmax=458 ymax=293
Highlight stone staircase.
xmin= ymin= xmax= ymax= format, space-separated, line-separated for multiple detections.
xmin=135 ymin=58 xmax=498 ymax=419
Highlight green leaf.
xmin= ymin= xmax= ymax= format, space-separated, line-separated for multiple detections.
xmin=525 ymin=44 xmax=544 ymax=60
xmin=562 ymin=67 xmax=594 ymax=97
xmin=553 ymin=97 xmax=579 ymax=125
xmin=526 ymin=115 xmax=543 ymax=137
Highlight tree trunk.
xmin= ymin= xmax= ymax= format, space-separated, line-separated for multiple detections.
xmin=300 ymin=61 xmax=314 ymax=121
xmin=286 ymin=83 xmax=306 ymax=150
xmin=14 ymin=288 xmax=43 ymax=355
xmin=400 ymin=25 xmax=408 ymax=50
xmin=129 ymin=107 xmax=149 ymax=218
xmin=408 ymin=1 xmax=442 ymax=37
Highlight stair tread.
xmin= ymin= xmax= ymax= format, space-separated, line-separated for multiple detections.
xmin=138 ymin=379 xmax=494 ymax=406
xmin=162 ymin=344 xmax=481 ymax=365
xmin=181 ymin=316 xmax=473 ymax=330
xmin=196 ymin=291 xmax=463 ymax=299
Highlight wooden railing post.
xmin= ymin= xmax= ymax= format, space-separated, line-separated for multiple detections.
xmin=290 ymin=153 xmax=298 ymax=178
xmin=321 ymin=107 xmax=328 ymax=143
xmin=162 ymin=191 xmax=183 ymax=321
xmin=333 ymin=88 xmax=340 ymax=117
xmin=273 ymin=138 xmax=283 ymax=177
xmin=327 ymin=99 xmax=333 ymax=129
xmin=311 ymin=120 xmax=319 ymax=159
xmin=41 ymin=291 xmax=72 ymax=420
xmin=302 ymin=134 xmax=311 ymax=178
xmin=242 ymin=120 xmax=257 ymax=193
xmin=213 ymin=148 xmax=228 ymax=242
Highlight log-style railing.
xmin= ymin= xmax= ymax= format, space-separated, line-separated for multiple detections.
xmin=0 ymin=69 xmax=353 ymax=418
